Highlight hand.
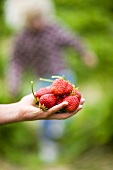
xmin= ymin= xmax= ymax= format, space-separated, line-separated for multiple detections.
xmin=82 ymin=51 xmax=98 ymax=68
xmin=19 ymin=94 xmax=85 ymax=121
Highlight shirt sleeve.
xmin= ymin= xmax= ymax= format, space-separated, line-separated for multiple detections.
xmin=6 ymin=61 xmax=23 ymax=96
xmin=56 ymin=24 xmax=87 ymax=56
xmin=6 ymin=35 xmax=24 ymax=97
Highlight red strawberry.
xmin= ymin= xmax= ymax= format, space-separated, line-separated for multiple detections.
xmin=35 ymin=86 xmax=52 ymax=98
xmin=39 ymin=94 xmax=57 ymax=109
xmin=56 ymin=96 xmax=64 ymax=105
xmin=75 ymin=90 xmax=81 ymax=101
xmin=51 ymin=78 xmax=73 ymax=95
xmin=63 ymin=95 xmax=79 ymax=112
xmin=71 ymin=88 xmax=81 ymax=101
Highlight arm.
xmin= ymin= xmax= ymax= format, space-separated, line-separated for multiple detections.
xmin=6 ymin=61 xmax=23 ymax=97
xmin=0 ymin=102 xmax=20 ymax=125
xmin=0 ymin=94 xmax=85 ymax=125
xmin=6 ymin=36 xmax=24 ymax=97
xmin=57 ymin=25 xmax=98 ymax=67
xmin=56 ymin=25 xmax=86 ymax=55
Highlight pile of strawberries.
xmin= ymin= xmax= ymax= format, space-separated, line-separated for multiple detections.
xmin=31 ymin=76 xmax=82 ymax=113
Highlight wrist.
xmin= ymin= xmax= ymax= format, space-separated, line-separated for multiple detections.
xmin=8 ymin=102 xmax=22 ymax=124
xmin=15 ymin=101 xmax=26 ymax=123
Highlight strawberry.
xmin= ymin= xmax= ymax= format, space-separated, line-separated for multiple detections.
xmin=75 ymin=90 xmax=81 ymax=101
xmin=56 ymin=96 xmax=64 ymax=105
xmin=71 ymin=88 xmax=81 ymax=101
xmin=31 ymin=77 xmax=82 ymax=113
xmin=63 ymin=95 xmax=79 ymax=112
xmin=51 ymin=78 xmax=73 ymax=95
xmin=39 ymin=94 xmax=57 ymax=110
xmin=35 ymin=86 xmax=52 ymax=98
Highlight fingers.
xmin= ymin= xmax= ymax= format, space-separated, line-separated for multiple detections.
xmin=46 ymin=98 xmax=85 ymax=117
xmin=48 ymin=98 xmax=85 ymax=120
xmin=25 ymin=97 xmax=85 ymax=120
xmin=80 ymin=98 xmax=85 ymax=105
xmin=21 ymin=94 xmax=34 ymax=103
xmin=48 ymin=111 xmax=77 ymax=120
xmin=49 ymin=106 xmax=82 ymax=120
xmin=44 ymin=101 xmax=68 ymax=117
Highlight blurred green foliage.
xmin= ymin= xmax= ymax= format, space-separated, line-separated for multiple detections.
xmin=0 ymin=0 xmax=113 ymax=165
xmin=0 ymin=123 xmax=37 ymax=163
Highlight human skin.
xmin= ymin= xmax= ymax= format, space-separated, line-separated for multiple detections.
xmin=0 ymin=94 xmax=85 ymax=125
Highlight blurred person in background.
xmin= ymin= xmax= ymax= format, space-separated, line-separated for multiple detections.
xmin=4 ymin=0 xmax=98 ymax=163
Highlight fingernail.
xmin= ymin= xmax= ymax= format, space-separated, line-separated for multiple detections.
xmin=82 ymin=98 xmax=85 ymax=103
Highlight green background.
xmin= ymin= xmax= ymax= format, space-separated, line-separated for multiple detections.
xmin=0 ymin=0 xmax=113 ymax=169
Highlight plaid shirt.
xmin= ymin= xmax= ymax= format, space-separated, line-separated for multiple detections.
xmin=7 ymin=23 xmax=86 ymax=95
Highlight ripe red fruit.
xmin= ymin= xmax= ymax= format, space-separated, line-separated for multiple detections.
xmin=31 ymin=77 xmax=82 ymax=113
xmin=35 ymin=86 xmax=52 ymax=98
xmin=63 ymin=96 xmax=79 ymax=112
xmin=75 ymin=90 xmax=81 ymax=101
xmin=39 ymin=94 xmax=57 ymax=109
xmin=51 ymin=78 xmax=73 ymax=95
xmin=56 ymin=96 xmax=64 ymax=105
xmin=71 ymin=88 xmax=81 ymax=101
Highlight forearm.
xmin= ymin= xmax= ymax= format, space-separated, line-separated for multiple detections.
xmin=0 ymin=102 xmax=21 ymax=125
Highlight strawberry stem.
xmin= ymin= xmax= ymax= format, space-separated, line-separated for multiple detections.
xmin=39 ymin=78 xmax=53 ymax=82
xmin=31 ymin=81 xmax=35 ymax=97
xmin=51 ymin=75 xmax=61 ymax=79
xmin=31 ymin=81 xmax=38 ymax=103
xmin=51 ymin=75 xmax=66 ymax=80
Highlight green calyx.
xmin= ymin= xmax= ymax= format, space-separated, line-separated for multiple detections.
xmin=39 ymin=103 xmax=48 ymax=112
